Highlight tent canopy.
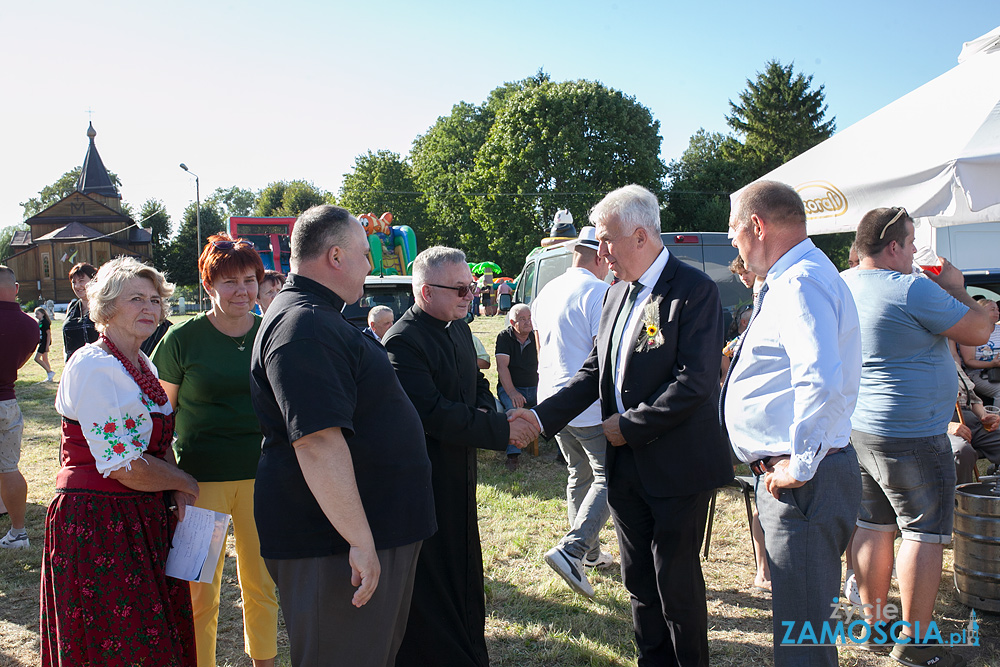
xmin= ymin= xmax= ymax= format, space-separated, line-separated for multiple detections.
xmin=732 ymin=26 xmax=1000 ymax=235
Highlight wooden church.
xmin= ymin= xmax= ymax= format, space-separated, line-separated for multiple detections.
xmin=6 ymin=124 xmax=152 ymax=303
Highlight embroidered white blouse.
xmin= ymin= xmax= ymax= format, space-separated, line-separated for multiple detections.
xmin=55 ymin=345 xmax=173 ymax=477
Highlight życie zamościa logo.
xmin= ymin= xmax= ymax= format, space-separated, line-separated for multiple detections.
xmin=796 ymin=181 xmax=848 ymax=220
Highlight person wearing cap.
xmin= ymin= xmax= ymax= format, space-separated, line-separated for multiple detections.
xmin=530 ymin=226 xmax=615 ymax=595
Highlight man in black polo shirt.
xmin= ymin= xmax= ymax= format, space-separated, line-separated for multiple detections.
xmin=495 ymin=303 xmax=538 ymax=470
xmin=251 ymin=205 xmax=436 ymax=667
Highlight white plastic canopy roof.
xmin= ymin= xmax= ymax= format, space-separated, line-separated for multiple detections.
xmin=732 ymin=25 xmax=1000 ymax=235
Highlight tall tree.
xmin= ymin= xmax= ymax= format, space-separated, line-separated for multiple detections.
xmin=410 ymin=72 xmax=551 ymax=250
xmin=253 ymin=180 xmax=332 ymax=217
xmin=726 ymin=60 xmax=835 ymax=179
xmin=339 ymin=151 xmax=428 ymax=233
xmin=663 ymin=130 xmax=747 ymax=232
xmin=137 ymin=199 xmax=171 ymax=268
xmin=468 ymin=79 xmax=667 ymax=272
xmin=164 ymin=202 xmax=225 ymax=286
xmin=206 ymin=186 xmax=257 ymax=219
xmin=20 ymin=166 xmax=123 ymax=219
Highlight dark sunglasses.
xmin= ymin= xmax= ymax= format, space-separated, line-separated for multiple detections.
xmin=428 ymin=282 xmax=480 ymax=298
xmin=211 ymin=239 xmax=254 ymax=251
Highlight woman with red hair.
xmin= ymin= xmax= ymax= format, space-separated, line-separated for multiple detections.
xmin=151 ymin=234 xmax=278 ymax=667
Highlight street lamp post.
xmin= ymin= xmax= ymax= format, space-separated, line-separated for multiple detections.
xmin=179 ymin=163 xmax=202 ymax=312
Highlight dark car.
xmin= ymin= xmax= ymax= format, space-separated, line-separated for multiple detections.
xmin=341 ymin=276 xmax=415 ymax=331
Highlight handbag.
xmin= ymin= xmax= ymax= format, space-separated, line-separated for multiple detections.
xmin=986 ymin=368 xmax=1000 ymax=383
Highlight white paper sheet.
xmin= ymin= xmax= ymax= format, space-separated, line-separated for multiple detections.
xmin=165 ymin=506 xmax=231 ymax=583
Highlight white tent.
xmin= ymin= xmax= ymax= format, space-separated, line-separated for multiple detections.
xmin=732 ymin=25 xmax=1000 ymax=236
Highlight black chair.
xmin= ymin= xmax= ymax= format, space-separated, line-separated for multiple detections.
xmin=703 ymin=475 xmax=756 ymax=561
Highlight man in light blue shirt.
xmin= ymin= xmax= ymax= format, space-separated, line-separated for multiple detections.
xmin=842 ymin=206 xmax=992 ymax=667
xmin=724 ymin=181 xmax=862 ymax=667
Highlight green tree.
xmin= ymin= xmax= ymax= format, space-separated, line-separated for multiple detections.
xmin=726 ymin=60 xmax=835 ymax=179
xmin=164 ymin=202 xmax=225 ymax=286
xmin=137 ymin=199 xmax=171 ymax=268
xmin=206 ymin=186 xmax=257 ymax=219
xmin=20 ymin=166 xmax=124 ymax=219
xmin=253 ymin=180 xmax=332 ymax=217
xmin=663 ymin=130 xmax=747 ymax=232
xmin=410 ymin=72 xmax=551 ymax=250
xmin=468 ymin=79 xmax=667 ymax=272
xmin=338 ymin=150 xmax=428 ymax=232
xmin=0 ymin=224 xmax=29 ymax=262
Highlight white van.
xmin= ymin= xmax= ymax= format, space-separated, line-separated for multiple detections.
xmin=512 ymin=232 xmax=750 ymax=331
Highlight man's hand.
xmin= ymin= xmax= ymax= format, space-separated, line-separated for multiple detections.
xmin=506 ymin=409 xmax=540 ymax=447
xmin=603 ymin=414 xmax=626 ymax=447
xmin=983 ymin=413 xmax=1000 ymax=432
xmin=763 ymin=456 xmax=805 ymax=499
xmin=349 ymin=542 xmax=381 ymax=608
xmin=508 ymin=389 xmax=526 ymax=409
xmin=924 ymin=257 xmax=964 ymax=291
xmin=948 ymin=421 xmax=973 ymax=442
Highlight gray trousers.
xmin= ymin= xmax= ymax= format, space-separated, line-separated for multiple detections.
xmin=265 ymin=541 xmax=421 ymax=667
xmin=756 ymin=448 xmax=861 ymax=667
xmin=950 ymin=407 xmax=1000 ymax=485
xmin=554 ymin=424 xmax=611 ymax=560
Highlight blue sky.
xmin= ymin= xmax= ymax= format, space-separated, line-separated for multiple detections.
xmin=1 ymin=0 xmax=998 ymax=232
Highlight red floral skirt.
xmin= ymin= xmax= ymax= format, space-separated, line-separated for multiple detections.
xmin=39 ymin=490 xmax=196 ymax=667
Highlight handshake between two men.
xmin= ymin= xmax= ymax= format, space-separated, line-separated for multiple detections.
xmin=505 ymin=409 xmax=627 ymax=448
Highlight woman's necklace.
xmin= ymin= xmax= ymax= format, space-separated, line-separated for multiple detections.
xmin=228 ymin=331 xmax=251 ymax=352
xmin=210 ymin=310 xmax=253 ymax=351
xmin=100 ymin=334 xmax=169 ymax=406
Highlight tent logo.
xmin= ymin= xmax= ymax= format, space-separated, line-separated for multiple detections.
xmin=797 ymin=181 xmax=848 ymax=219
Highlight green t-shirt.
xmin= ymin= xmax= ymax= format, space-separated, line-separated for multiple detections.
xmin=151 ymin=313 xmax=263 ymax=482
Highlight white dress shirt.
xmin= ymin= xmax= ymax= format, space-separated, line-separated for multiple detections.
xmin=614 ymin=247 xmax=670 ymax=413
xmin=724 ymin=239 xmax=861 ymax=483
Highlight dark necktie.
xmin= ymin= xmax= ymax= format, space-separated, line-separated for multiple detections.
xmin=610 ymin=281 xmax=644 ymax=376
xmin=719 ymin=281 xmax=769 ymax=424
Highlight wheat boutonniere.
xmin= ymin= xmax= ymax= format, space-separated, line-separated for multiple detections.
xmin=635 ymin=300 xmax=664 ymax=352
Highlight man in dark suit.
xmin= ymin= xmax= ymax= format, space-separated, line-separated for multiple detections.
xmin=510 ymin=184 xmax=733 ymax=667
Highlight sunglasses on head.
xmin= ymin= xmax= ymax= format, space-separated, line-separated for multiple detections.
xmin=211 ymin=239 xmax=254 ymax=251
xmin=428 ymin=282 xmax=480 ymax=298
xmin=878 ymin=208 xmax=908 ymax=240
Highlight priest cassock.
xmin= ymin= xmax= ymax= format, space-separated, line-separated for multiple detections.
xmin=384 ymin=246 xmax=538 ymax=667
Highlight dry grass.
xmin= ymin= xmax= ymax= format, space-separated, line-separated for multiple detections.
xmin=0 ymin=313 xmax=997 ymax=666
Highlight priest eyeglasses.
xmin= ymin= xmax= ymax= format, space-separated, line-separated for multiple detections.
xmin=428 ymin=282 xmax=481 ymax=298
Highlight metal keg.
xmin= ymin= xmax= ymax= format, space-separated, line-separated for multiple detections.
xmin=954 ymin=480 xmax=1000 ymax=612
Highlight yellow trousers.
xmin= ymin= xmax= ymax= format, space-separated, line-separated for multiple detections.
xmin=190 ymin=479 xmax=278 ymax=666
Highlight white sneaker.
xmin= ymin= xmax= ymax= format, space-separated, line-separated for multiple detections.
xmin=46 ymin=371 xmax=55 ymax=382
xmin=544 ymin=546 xmax=594 ymax=597
xmin=844 ymin=573 xmax=862 ymax=605
xmin=0 ymin=530 xmax=29 ymax=549
xmin=583 ymin=550 xmax=614 ymax=570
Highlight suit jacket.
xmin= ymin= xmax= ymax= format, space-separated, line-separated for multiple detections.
xmin=535 ymin=252 xmax=734 ymax=497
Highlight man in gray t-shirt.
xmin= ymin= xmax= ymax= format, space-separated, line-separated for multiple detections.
xmin=842 ymin=207 xmax=992 ymax=665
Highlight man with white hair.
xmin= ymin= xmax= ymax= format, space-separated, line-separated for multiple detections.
xmin=531 ymin=226 xmax=613 ymax=596
xmin=384 ymin=246 xmax=537 ymax=667
xmin=510 ymin=185 xmax=732 ymax=666
xmin=364 ymin=305 xmax=394 ymax=343
xmin=495 ymin=302 xmax=538 ymax=471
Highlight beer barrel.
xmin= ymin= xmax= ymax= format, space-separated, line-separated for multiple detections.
xmin=954 ymin=481 xmax=1000 ymax=612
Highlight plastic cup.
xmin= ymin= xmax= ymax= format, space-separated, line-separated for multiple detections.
xmin=914 ymin=246 xmax=942 ymax=275
xmin=984 ymin=405 xmax=1000 ymax=432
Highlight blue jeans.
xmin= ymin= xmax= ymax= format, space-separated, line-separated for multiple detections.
xmin=554 ymin=424 xmax=610 ymax=560
xmin=498 ymin=385 xmax=536 ymax=455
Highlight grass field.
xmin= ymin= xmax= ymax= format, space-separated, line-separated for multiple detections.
xmin=0 ymin=312 xmax=997 ymax=666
